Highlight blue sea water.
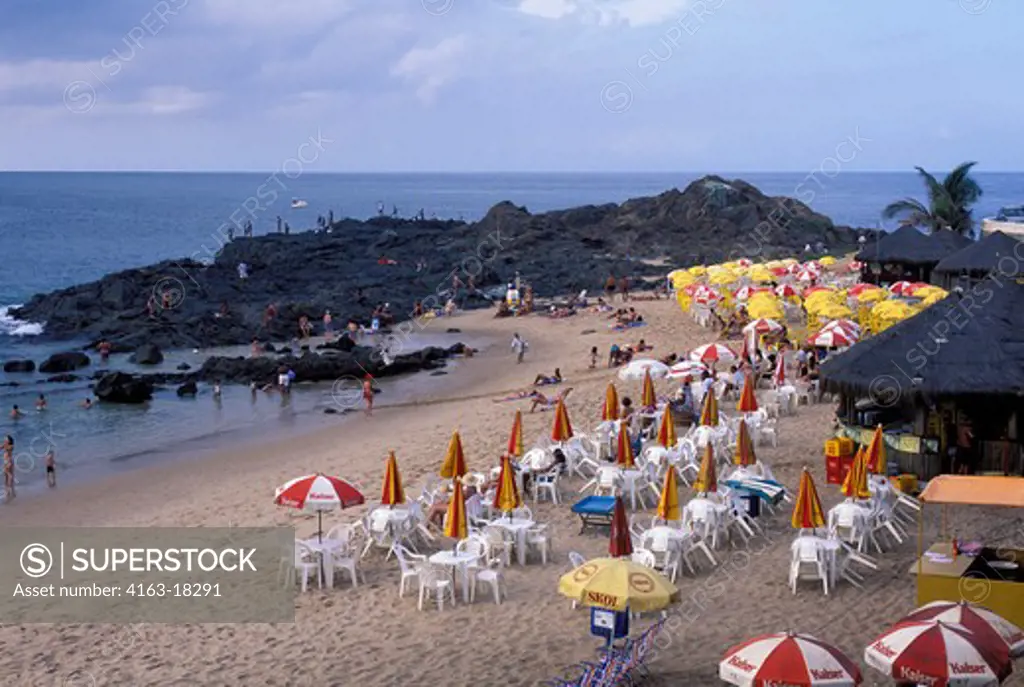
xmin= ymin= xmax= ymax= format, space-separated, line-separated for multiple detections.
xmin=0 ymin=171 xmax=1020 ymax=490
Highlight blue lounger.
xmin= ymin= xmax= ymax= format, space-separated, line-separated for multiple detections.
xmin=571 ymin=495 xmax=616 ymax=533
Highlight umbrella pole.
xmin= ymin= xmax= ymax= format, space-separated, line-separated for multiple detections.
xmin=318 ymin=511 xmax=323 ymax=543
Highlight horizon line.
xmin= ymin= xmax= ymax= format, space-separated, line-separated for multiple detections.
xmin=2 ymin=169 xmax=1023 ymax=175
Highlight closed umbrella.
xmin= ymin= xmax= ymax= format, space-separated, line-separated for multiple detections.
xmin=699 ymin=388 xmax=719 ymax=426
xmin=492 ymin=453 xmax=522 ymax=518
xmin=380 ymin=451 xmax=405 ymax=507
xmin=840 ymin=448 xmax=871 ymax=500
xmin=641 ymin=369 xmax=657 ymax=409
xmin=551 ymin=398 xmax=574 ymax=442
xmin=864 ymin=424 xmax=886 ymax=474
xmin=608 ymin=495 xmax=633 ymax=558
xmin=507 ymin=410 xmax=524 ymax=458
xmin=736 ymin=374 xmax=759 ymax=413
xmin=693 ymin=443 xmax=718 ymax=494
xmin=616 ymin=424 xmax=635 ymax=468
xmin=658 ymin=467 xmax=681 ymax=522
xmin=440 ymin=429 xmax=467 ymax=479
xmin=657 ymin=406 xmax=677 ymax=449
xmin=443 ymin=478 xmax=468 ymax=542
xmin=734 ymin=420 xmax=756 ymax=466
xmin=791 ymin=467 xmax=824 ymax=530
xmin=602 ymin=383 xmax=620 ymax=421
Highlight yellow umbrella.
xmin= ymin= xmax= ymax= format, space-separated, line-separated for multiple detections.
xmin=440 ymin=430 xmax=467 ymax=479
xmin=921 ymin=292 xmax=946 ymax=307
xmin=492 ymin=454 xmax=522 ymax=516
xmin=748 ymin=266 xmax=773 ymax=283
xmin=688 ymin=265 xmax=707 ymax=276
xmin=641 ymin=369 xmax=657 ymax=408
xmin=602 ymin=383 xmax=620 ymax=422
xmin=657 ymin=467 xmax=681 ymax=521
xmin=443 ymin=478 xmax=468 ymax=540
xmin=507 ymin=410 xmax=524 ymax=457
xmin=864 ymin=424 xmax=887 ymax=474
xmin=841 ymin=447 xmax=871 ymax=499
xmin=693 ymin=444 xmax=718 ymax=494
xmin=791 ymin=467 xmax=825 ymax=530
xmin=699 ymin=390 xmax=719 ymax=426
xmin=736 ymin=374 xmax=758 ymax=413
xmin=746 ymin=299 xmax=784 ymax=320
xmin=558 ymin=558 xmax=679 ymax=612
xmin=819 ymin=256 xmax=837 ymax=266
xmin=657 ymin=406 xmax=677 ymax=449
xmin=914 ymin=286 xmax=947 ymax=300
xmin=857 ymin=288 xmax=888 ymax=304
xmin=380 ymin=450 xmax=406 ymax=507
xmin=675 ymin=289 xmax=691 ymax=312
xmin=709 ymin=269 xmax=739 ymax=286
xmin=816 ymin=302 xmax=853 ymax=320
xmin=733 ymin=420 xmax=757 ymax=466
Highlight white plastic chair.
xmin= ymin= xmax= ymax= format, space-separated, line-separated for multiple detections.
xmin=325 ymin=548 xmax=360 ymax=589
xmin=418 ymin=564 xmax=455 ymax=611
xmin=631 ymin=549 xmax=657 ymax=569
xmin=288 ymin=541 xmax=320 ymax=593
xmin=789 ymin=535 xmax=829 ymax=595
xmin=532 ymin=468 xmax=560 ymax=505
xmin=393 ymin=544 xmax=426 ymax=598
xmin=481 ymin=526 xmax=514 ymax=566
xmin=469 ymin=559 xmax=506 ymax=605
xmin=526 ymin=524 xmax=551 ymax=565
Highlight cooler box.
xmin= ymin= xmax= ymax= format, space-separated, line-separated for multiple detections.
xmin=839 ymin=455 xmax=855 ymax=482
xmin=826 ymin=455 xmax=842 ymax=484
xmin=825 ymin=437 xmax=855 ymax=458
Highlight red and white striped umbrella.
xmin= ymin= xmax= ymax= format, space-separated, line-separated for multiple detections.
xmin=775 ymin=283 xmax=801 ymax=299
xmin=802 ymin=260 xmax=822 ymax=272
xmin=743 ymin=318 xmax=784 ymax=336
xmin=694 ymin=287 xmax=721 ymax=304
xmin=667 ymin=360 xmax=708 ymax=380
xmin=720 ymin=632 xmax=862 ymax=686
xmin=902 ymin=601 xmax=1024 ymax=658
xmin=736 ymin=258 xmax=753 ymax=267
xmin=865 ymin=620 xmax=1012 ymax=686
xmin=796 ymin=269 xmax=819 ymax=283
xmin=808 ymin=328 xmax=854 ymax=348
xmin=888 ymin=280 xmax=916 ymax=297
xmin=690 ymin=343 xmax=737 ymax=364
xmin=275 ymin=473 xmax=365 ymax=512
xmin=735 ymin=285 xmax=770 ymax=301
xmin=848 ymin=260 xmax=863 ymax=271
xmin=822 ymin=318 xmax=861 ymax=337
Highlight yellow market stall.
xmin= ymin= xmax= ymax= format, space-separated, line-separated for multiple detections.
xmin=910 ymin=475 xmax=1024 ymax=628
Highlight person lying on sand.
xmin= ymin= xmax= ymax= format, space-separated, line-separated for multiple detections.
xmin=635 ymin=338 xmax=653 ymax=352
xmin=533 ymin=369 xmax=562 ymax=386
xmin=494 ymin=390 xmax=539 ymax=403
xmin=530 ymin=387 xmax=573 ymax=413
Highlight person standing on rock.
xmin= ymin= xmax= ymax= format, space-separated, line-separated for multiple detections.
xmin=323 ymin=310 xmax=333 ymax=335
xmin=511 ymin=332 xmax=528 ymax=364
xmin=298 ymin=315 xmax=311 ymax=340
xmin=98 ymin=340 xmax=111 ymax=363
xmin=263 ymin=303 xmax=277 ymax=328
xmin=237 ymin=262 xmax=249 ymax=280
xmin=251 ymin=338 xmax=262 ymax=358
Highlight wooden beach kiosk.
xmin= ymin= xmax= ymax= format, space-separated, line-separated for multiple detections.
xmin=910 ymin=475 xmax=1024 ymax=628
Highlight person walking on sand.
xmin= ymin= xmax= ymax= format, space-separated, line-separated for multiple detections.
xmin=511 ymin=333 xmax=528 ymax=364
xmin=589 ymin=346 xmax=599 ymax=369
xmin=3 ymin=436 xmax=15 ymax=502
xmin=605 ymin=273 xmax=617 ymax=302
xmin=44 ymin=446 xmax=56 ymax=488
xmin=362 ymin=375 xmax=374 ymax=416
xmin=619 ymin=275 xmax=630 ymax=302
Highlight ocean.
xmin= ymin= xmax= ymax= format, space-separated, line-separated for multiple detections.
xmin=1 ymin=171 xmax=1020 ymax=491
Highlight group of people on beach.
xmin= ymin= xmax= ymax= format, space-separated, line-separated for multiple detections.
xmin=3 ymin=430 xmax=57 ymax=502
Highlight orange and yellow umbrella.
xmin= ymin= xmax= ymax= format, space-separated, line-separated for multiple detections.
xmin=492 ymin=453 xmax=522 ymax=516
xmin=380 ymin=450 xmax=405 ymax=507
xmin=551 ymin=398 xmax=574 ymax=442
xmin=791 ymin=467 xmax=825 ymax=529
xmin=841 ymin=447 xmax=871 ymax=500
xmin=693 ymin=443 xmax=718 ymax=494
xmin=641 ymin=369 xmax=657 ymax=408
xmin=616 ymin=425 xmax=635 ymax=468
xmin=443 ymin=478 xmax=468 ymax=540
xmin=657 ymin=406 xmax=677 ymax=449
xmin=864 ymin=424 xmax=886 ymax=474
xmin=602 ymin=383 xmax=620 ymax=421
xmin=507 ymin=410 xmax=524 ymax=458
xmin=440 ymin=429 xmax=467 ymax=479
xmin=733 ymin=420 xmax=757 ymax=466
xmin=699 ymin=389 xmax=719 ymax=426
xmin=736 ymin=374 xmax=759 ymax=413
xmin=657 ymin=467 xmax=681 ymax=522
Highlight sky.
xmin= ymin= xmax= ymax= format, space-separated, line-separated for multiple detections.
xmin=0 ymin=0 xmax=1020 ymax=172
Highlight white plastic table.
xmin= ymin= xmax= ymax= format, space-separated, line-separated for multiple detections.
xmin=300 ymin=538 xmax=345 ymax=587
xmin=429 ymin=550 xmax=480 ymax=603
xmin=790 ymin=535 xmax=841 ymax=588
xmin=486 ymin=517 xmax=535 ymax=565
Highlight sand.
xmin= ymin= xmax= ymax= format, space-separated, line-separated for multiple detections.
xmin=2 ymin=297 xmax=1022 ymax=687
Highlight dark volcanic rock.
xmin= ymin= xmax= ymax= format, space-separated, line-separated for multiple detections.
xmin=129 ymin=343 xmax=164 ymax=365
xmin=12 ymin=178 xmax=874 ymax=349
xmin=46 ymin=374 xmax=79 ymax=383
xmin=177 ymin=381 xmax=198 ymax=397
xmin=39 ymin=351 xmax=91 ymax=373
xmin=94 ymin=372 xmax=153 ymax=403
xmin=3 ymin=360 xmax=35 ymax=373
xmin=176 ymin=363 xmax=191 ymax=370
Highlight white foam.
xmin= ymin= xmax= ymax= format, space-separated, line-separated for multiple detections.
xmin=0 ymin=305 xmax=44 ymax=336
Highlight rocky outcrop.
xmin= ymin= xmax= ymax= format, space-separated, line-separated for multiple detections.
xmin=12 ymin=178 xmax=875 ymax=349
xmin=176 ymin=381 xmax=198 ymax=397
xmin=93 ymin=372 xmax=154 ymax=404
xmin=129 ymin=343 xmax=164 ymax=365
xmin=3 ymin=360 xmax=35 ymax=373
xmin=39 ymin=352 xmax=91 ymax=373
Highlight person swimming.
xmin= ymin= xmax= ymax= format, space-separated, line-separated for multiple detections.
xmin=10 ymin=405 xmax=23 ymax=419
xmin=35 ymin=394 xmax=46 ymax=411
xmin=81 ymin=397 xmax=93 ymax=409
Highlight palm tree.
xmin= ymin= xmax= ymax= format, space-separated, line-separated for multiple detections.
xmin=882 ymin=162 xmax=983 ymax=237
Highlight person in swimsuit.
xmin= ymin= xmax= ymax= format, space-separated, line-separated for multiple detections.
xmin=589 ymin=346 xmax=599 ymax=369
xmin=98 ymin=340 xmax=112 ymax=362
xmin=533 ymin=369 xmax=562 ymax=386
xmin=251 ymin=338 xmax=262 ymax=358
xmin=362 ymin=375 xmax=374 ymax=416
xmin=44 ymin=447 xmax=56 ymax=488
xmin=81 ymin=398 xmax=93 ymax=409
xmin=10 ymin=405 xmax=23 ymax=419
xmin=529 ymin=387 xmax=574 ymax=413
xmin=3 ymin=436 xmax=14 ymax=501
xmin=35 ymin=394 xmax=47 ymax=411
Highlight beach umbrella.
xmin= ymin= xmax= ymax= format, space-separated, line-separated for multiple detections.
xmin=667 ymin=360 xmax=707 ymax=380
xmin=742 ymin=318 xmax=783 ymax=336
xmin=864 ymin=424 xmax=886 ymax=474
xmin=736 ymin=374 xmax=759 ymax=413
xmin=822 ymin=318 xmax=861 ymax=336
xmin=507 ymin=410 xmax=524 ymax=457
xmin=819 ymin=256 xmax=837 ymax=266
xmin=688 ymin=265 xmax=707 ymax=276
xmin=795 ymin=268 xmax=819 ymax=283
xmin=772 ymin=357 xmax=786 ymax=388
xmin=275 ymin=473 xmax=366 ymax=541
xmin=921 ymin=291 xmax=947 ymax=307
xmin=816 ymin=302 xmax=853 ymax=320
xmin=617 ymin=358 xmax=669 ymax=380
xmin=734 ymin=285 xmax=770 ymax=301
xmin=657 ymin=467 xmax=681 ymax=522
xmin=736 ymin=258 xmax=753 ymax=267
xmin=841 ymin=448 xmax=871 ymax=500
xmin=657 ymin=406 xmax=677 ymax=449
xmin=803 ymin=260 xmax=822 ymax=271
xmin=856 ymin=288 xmax=888 ymax=304
xmin=749 ymin=266 xmax=774 ymax=283
xmin=693 ymin=444 xmax=718 ymax=494
xmin=709 ymin=269 xmax=739 ymax=286
xmin=641 ymin=369 xmax=657 ymax=408
xmin=848 ymin=260 xmax=863 ymax=270
xmin=864 ymin=620 xmax=1012 ymax=686
xmin=699 ymin=389 xmax=719 ymax=426
xmin=848 ymin=283 xmax=880 ymax=297
xmin=439 ymin=429 xmax=467 ymax=479
xmin=888 ymin=280 xmax=916 ymax=297
xmin=492 ymin=453 xmax=522 ymax=517
xmin=808 ymin=328 xmax=854 ymax=348
xmin=746 ymin=299 xmax=785 ymax=320
xmin=690 ymin=343 xmax=737 ymax=365
xmin=558 ymin=556 xmax=679 ymax=613
xmin=608 ymin=495 xmax=633 ymax=557
xmin=443 ymin=477 xmax=468 ymax=541
xmin=774 ymin=283 xmax=801 ymax=299
xmin=380 ymin=450 xmax=406 ymax=507
xmin=720 ymin=632 xmax=862 ymax=687
xmin=551 ymin=398 xmax=574 ymax=442
xmin=901 ymin=601 xmax=1024 ymax=658
xmin=615 ymin=425 xmax=635 ymax=468
xmin=602 ymin=383 xmax=620 ymax=421
xmin=734 ymin=420 xmax=757 ymax=466
xmin=791 ymin=467 xmax=825 ymax=530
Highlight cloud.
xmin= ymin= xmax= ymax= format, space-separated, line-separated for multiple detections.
xmin=198 ymin=0 xmax=357 ymax=36
xmin=515 ymin=0 xmax=692 ymax=26
xmin=390 ymin=35 xmax=468 ymax=104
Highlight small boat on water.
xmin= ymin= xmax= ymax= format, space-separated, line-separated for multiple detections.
xmin=291 ymin=198 xmax=308 ymax=209
xmin=982 ymin=205 xmax=1024 ymax=238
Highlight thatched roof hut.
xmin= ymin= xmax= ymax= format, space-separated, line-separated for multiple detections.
xmin=934 ymin=230 xmax=1024 ymax=288
xmin=820 ymin=282 xmax=1024 ymax=401
xmin=856 ymin=226 xmax=972 ymax=284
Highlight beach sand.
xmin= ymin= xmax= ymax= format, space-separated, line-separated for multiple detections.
xmin=2 ymin=298 xmax=1022 ymax=686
